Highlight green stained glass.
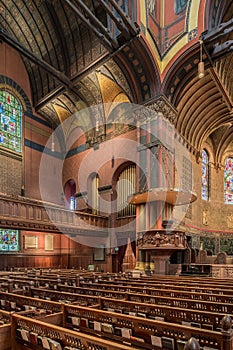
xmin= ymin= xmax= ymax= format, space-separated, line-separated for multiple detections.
xmin=0 ymin=90 xmax=22 ymax=153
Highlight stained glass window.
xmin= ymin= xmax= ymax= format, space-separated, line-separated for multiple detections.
xmin=0 ymin=90 xmax=22 ymax=153
xmin=201 ymin=149 xmax=209 ymax=200
xmin=0 ymin=229 xmax=19 ymax=252
xmin=224 ymin=158 xmax=233 ymax=204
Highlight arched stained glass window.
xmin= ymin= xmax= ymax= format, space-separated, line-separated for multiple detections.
xmin=201 ymin=149 xmax=209 ymax=200
xmin=224 ymin=157 xmax=233 ymax=204
xmin=0 ymin=90 xmax=22 ymax=153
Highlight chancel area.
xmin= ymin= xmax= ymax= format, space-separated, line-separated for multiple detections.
xmin=0 ymin=0 xmax=233 ymax=349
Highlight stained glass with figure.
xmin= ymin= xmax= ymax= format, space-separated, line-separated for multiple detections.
xmin=201 ymin=150 xmax=209 ymax=200
xmin=0 ymin=229 xmax=19 ymax=251
xmin=0 ymin=90 xmax=22 ymax=152
xmin=224 ymin=158 xmax=233 ymax=204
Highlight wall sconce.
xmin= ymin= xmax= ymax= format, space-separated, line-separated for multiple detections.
xmin=198 ymin=40 xmax=205 ymax=79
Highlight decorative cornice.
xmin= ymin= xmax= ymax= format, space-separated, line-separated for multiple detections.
xmin=145 ymin=95 xmax=178 ymax=125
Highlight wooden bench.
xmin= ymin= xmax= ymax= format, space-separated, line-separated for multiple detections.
xmin=40 ymin=283 xmax=233 ymax=314
xmin=63 ymin=303 xmax=230 ymax=349
xmin=11 ymin=313 xmax=140 ymax=350
xmin=28 ymin=287 xmax=228 ymax=331
xmin=1 ymin=270 xmax=233 ymax=349
xmin=76 ymin=281 xmax=233 ymax=303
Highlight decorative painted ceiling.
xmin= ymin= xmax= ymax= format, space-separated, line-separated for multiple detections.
xmin=0 ymin=0 xmax=232 ymax=164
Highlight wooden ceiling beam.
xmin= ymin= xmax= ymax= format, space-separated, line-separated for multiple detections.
xmin=201 ymin=18 xmax=233 ymax=44
xmin=74 ymin=0 xmax=119 ymax=49
xmin=97 ymin=0 xmax=131 ymax=41
xmin=108 ymin=0 xmax=139 ymax=37
xmin=63 ymin=0 xmax=115 ymax=51
xmin=0 ymin=27 xmax=73 ymax=89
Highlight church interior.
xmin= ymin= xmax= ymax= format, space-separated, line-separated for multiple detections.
xmin=0 ymin=0 xmax=233 ymax=348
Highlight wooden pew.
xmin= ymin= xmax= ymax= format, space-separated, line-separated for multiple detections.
xmin=0 ymin=270 xmax=232 ymax=350
xmin=45 ymin=283 xmax=233 ymax=313
xmin=63 ymin=303 xmax=229 ymax=349
xmin=29 ymin=287 xmax=228 ymax=331
xmin=0 ymin=324 xmax=11 ymax=350
xmin=0 ymin=310 xmax=13 ymax=350
xmin=0 ymin=291 xmax=62 ymax=314
xmin=31 ymin=287 xmax=101 ymax=306
xmin=77 ymin=281 xmax=233 ymax=303
xmin=11 ymin=313 xmax=139 ymax=350
xmin=79 ymin=276 xmax=233 ymax=294
xmin=31 ymin=285 xmax=125 ymax=300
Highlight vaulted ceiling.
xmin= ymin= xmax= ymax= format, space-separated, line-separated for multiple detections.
xmin=164 ymin=0 xmax=233 ymax=163
xmin=0 ymin=0 xmax=156 ymax=126
xmin=0 ymin=0 xmax=233 ymax=165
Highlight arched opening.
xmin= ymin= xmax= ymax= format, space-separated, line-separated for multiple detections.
xmin=64 ymin=179 xmax=76 ymax=210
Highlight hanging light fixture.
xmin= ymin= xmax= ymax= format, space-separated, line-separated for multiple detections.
xmin=51 ymin=123 xmax=55 ymax=152
xmin=96 ymin=119 xmax=99 ymax=132
xmin=198 ymin=40 xmax=205 ymax=79
xmin=51 ymin=132 xmax=55 ymax=152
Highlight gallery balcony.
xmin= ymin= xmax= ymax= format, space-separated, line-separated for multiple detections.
xmin=0 ymin=193 xmax=108 ymax=235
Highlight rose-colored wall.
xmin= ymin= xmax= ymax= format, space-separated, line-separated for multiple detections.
xmin=0 ymin=43 xmax=31 ymax=101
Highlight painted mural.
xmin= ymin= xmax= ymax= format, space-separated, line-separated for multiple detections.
xmin=147 ymin=0 xmax=190 ymax=56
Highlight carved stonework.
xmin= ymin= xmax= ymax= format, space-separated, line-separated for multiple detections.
xmin=146 ymin=96 xmax=178 ymax=125
xmin=132 ymin=106 xmax=152 ymax=126
xmin=137 ymin=230 xmax=186 ymax=249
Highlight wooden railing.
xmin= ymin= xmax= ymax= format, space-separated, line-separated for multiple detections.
xmin=0 ymin=193 xmax=108 ymax=233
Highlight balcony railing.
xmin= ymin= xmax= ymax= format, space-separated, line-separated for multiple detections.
xmin=0 ymin=193 xmax=108 ymax=234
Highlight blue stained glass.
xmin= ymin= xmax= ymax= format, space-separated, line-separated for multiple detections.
xmin=201 ymin=149 xmax=209 ymax=200
xmin=224 ymin=158 xmax=233 ymax=204
xmin=0 ymin=229 xmax=19 ymax=251
xmin=0 ymin=90 xmax=22 ymax=153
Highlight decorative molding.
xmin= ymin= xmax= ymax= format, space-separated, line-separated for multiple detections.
xmin=145 ymin=95 xmax=178 ymax=125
